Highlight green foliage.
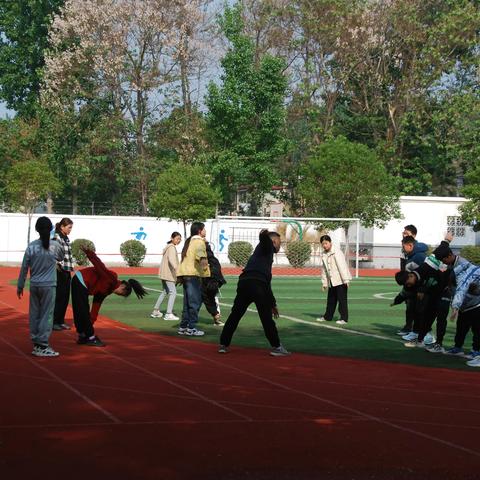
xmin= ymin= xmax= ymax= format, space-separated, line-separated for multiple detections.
xmin=285 ymin=241 xmax=312 ymax=268
xmin=149 ymin=163 xmax=220 ymax=235
xmin=205 ymin=4 xmax=289 ymax=213
xmin=5 ymin=160 xmax=60 ymax=213
xmin=71 ymin=239 xmax=96 ymax=266
xmin=460 ymin=164 xmax=480 ymax=231
xmin=228 ymin=241 xmax=253 ymax=267
xmin=0 ymin=0 xmax=65 ymax=116
xmin=120 ymin=239 xmax=147 ymax=267
xmin=299 ymin=136 xmax=401 ymax=229
xmin=460 ymin=246 xmax=480 ymax=265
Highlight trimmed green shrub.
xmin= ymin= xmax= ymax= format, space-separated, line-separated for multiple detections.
xmin=228 ymin=241 xmax=253 ymax=267
xmin=285 ymin=240 xmax=312 ymax=268
xmin=71 ymin=239 xmax=96 ymax=266
xmin=460 ymin=246 xmax=480 ymax=265
xmin=120 ymin=239 xmax=147 ymax=267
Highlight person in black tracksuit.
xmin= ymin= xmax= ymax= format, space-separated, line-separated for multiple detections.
xmin=201 ymin=242 xmax=226 ymax=325
xmin=219 ymin=230 xmax=289 ymax=356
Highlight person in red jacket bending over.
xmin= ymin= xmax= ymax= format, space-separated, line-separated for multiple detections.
xmin=71 ymin=247 xmax=147 ymax=346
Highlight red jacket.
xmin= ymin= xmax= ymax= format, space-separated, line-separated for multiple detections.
xmin=80 ymin=249 xmax=121 ymax=322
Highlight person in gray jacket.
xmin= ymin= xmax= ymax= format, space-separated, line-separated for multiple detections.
xmin=17 ymin=217 xmax=64 ymax=357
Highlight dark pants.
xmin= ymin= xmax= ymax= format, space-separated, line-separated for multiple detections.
xmin=71 ymin=276 xmax=95 ymax=338
xmin=402 ymin=296 xmax=415 ymax=331
xmin=202 ymin=278 xmax=219 ymax=317
xmin=53 ymin=269 xmax=71 ymax=325
xmin=417 ymin=295 xmax=449 ymax=344
xmin=220 ymin=279 xmax=281 ymax=348
xmin=179 ymin=277 xmax=202 ymax=329
xmin=454 ymin=306 xmax=480 ymax=351
xmin=323 ymin=284 xmax=348 ymax=322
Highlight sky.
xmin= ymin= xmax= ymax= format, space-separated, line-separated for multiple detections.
xmin=0 ymin=101 xmax=15 ymax=119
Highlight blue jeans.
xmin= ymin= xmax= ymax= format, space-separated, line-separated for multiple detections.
xmin=180 ymin=277 xmax=202 ymax=329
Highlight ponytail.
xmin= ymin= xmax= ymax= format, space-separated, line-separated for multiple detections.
xmin=35 ymin=217 xmax=53 ymax=250
xmin=181 ymin=237 xmax=192 ymax=260
xmin=121 ymin=279 xmax=148 ymax=299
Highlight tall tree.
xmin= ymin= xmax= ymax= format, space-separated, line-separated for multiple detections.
xmin=42 ymin=0 xmax=203 ymax=214
xmin=149 ymin=163 xmax=220 ymax=237
xmin=299 ymin=136 xmax=401 ymax=234
xmin=0 ymin=0 xmax=64 ymax=116
xmin=205 ymin=3 xmax=289 ymax=214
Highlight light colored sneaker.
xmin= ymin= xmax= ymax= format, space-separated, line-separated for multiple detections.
xmin=402 ymin=332 xmax=418 ymax=341
xmin=270 ymin=345 xmax=290 ymax=356
xmin=177 ymin=327 xmax=188 ymax=335
xmin=423 ymin=332 xmax=436 ymax=345
xmin=150 ymin=311 xmax=163 ymax=318
xmin=404 ymin=339 xmax=424 ymax=348
xmin=336 ymin=320 xmax=347 ymax=325
xmin=186 ymin=328 xmax=205 ymax=336
xmin=425 ymin=343 xmax=445 ymax=354
xmin=316 ymin=317 xmax=326 ymax=322
xmin=466 ymin=350 xmax=480 ymax=360
xmin=466 ymin=356 xmax=480 ymax=367
xmin=164 ymin=313 xmax=179 ymax=321
xmin=396 ymin=329 xmax=411 ymax=336
xmin=218 ymin=345 xmax=228 ymax=353
xmin=32 ymin=345 xmax=59 ymax=357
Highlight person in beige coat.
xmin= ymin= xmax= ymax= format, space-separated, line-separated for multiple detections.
xmin=316 ymin=234 xmax=352 ymax=325
xmin=151 ymin=232 xmax=182 ymax=320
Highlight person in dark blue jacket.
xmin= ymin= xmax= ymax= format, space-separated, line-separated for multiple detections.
xmin=218 ymin=230 xmax=289 ymax=356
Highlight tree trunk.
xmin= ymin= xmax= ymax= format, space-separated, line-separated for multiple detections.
xmin=72 ymin=178 xmax=78 ymax=215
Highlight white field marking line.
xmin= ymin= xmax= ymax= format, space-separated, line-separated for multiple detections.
xmin=96 ymin=348 xmax=253 ymax=422
xmin=0 ymin=336 xmax=121 ymax=424
xmin=128 ymin=332 xmax=480 ymax=459
xmin=145 ymin=287 xmax=402 ymax=344
xmin=373 ymin=292 xmax=397 ymax=300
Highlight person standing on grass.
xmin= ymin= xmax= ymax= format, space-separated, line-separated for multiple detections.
xmin=52 ymin=217 xmax=74 ymax=331
xmin=316 ymin=235 xmax=352 ymax=325
xmin=202 ymin=241 xmax=226 ymax=326
xmin=71 ymin=247 xmax=147 ymax=347
xmin=218 ymin=229 xmax=289 ymax=356
xmin=397 ymin=225 xmax=428 ymax=336
xmin=17 ymin=217 xmax=64 ymax=357
xmin=176 ymin=222 xmax=210 ymax=337
xmin=150 ymin=231 xmax=182 ymax=321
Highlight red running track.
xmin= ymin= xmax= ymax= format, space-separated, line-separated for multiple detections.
xmin=0 ymin=266 xmax=479 ymax=480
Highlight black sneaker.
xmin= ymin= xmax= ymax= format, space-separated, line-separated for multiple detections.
xmin=84 ymin=336 xmax=106 ymax=347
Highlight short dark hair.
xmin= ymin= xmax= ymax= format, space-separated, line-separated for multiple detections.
xmin=320 ymin=234 xmax=332 ymax=243
xmin=404 ymin=225 xmax=417 ymax=236
xmin=433 ymin=244 xmax=452 ymax=261
xmin=395 ymin=271 xmax=409 ymax=285
xmin=402 ymin=235 xmax=416 ymax=245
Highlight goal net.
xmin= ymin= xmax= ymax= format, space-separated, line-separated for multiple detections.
xmin=209 ymin=216 xmax=362 ymax=278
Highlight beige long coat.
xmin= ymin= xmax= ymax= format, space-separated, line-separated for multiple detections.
xmin=320 ymin=247 xmax=352 ymax=288
xmin=159 ymin=243 xmax=179 ymax=282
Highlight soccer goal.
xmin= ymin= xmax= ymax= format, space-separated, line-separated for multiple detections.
xmin=209 ymin=216 xmax=362 ymax=278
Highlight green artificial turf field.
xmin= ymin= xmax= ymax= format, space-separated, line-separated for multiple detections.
xmin=99 ymin=275 xmax=473 ymax=370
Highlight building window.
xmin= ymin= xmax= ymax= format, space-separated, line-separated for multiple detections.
xmin=447 ymin=216 xmax=466 ymax=237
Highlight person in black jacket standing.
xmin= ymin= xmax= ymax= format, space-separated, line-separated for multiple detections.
xmin=202 ymin=241 xmax=226 ymax=326
xmin=218 ymin=229 xmax=290 ymax=356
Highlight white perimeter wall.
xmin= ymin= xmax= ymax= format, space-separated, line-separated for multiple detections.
xmin=0 ymin=196 xmax=475 ymax=266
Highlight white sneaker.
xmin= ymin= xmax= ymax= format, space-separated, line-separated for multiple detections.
xmin=186 ymin=328 xmax=205 ymax=336
xmin=177 ymin=327 xmax=188 ymax=335
xmin=336 ymin=320 xmax=347 ymax=325
xmin=32 ymin=345 xmax=59 ymax=357
xmin=150 ymin=311 xmax=163 ymax=318
xmin=466 ymin=357 xmax=480 ymax=367
xmin=316 ymin=317 xmax=326 ymax=322
xmin=402 ymin=332 xmax=418 ymax=341
xmin=425 ymin=343 xmax=445 ymax=354
xmin=270 ymin=345 xmax=290 ymax=356
xmin=164 ymin=313 xmax=179 ymax=321
xmin=423 ymin=332 xmax=436 ymax=345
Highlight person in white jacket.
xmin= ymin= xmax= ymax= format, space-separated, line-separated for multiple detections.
xmin=150 ymin=232 xmax=182 ymax=320
xmin=316 ymin=235 xmax=352 ymax=325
